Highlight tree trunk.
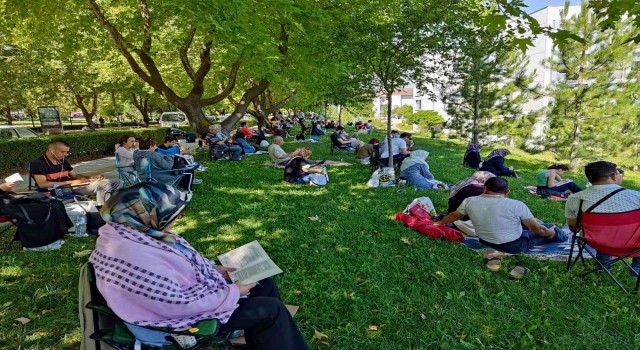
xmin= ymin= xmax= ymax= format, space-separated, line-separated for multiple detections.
xmin=569 ymin=105 xmax=582 ymax=170
xmin=73 ymin=91 xmax=98 ymax=131
xmin=338 ymin=104 xmax=342 ymax=124
xmin=131 ymin=93 xmax=151 ymax=126
xmin=4 ymin=105 xmax=12 ymax=125
xmin=221 ymin=79 xmax=270 ymax=135
xmin=386 ymin=91 xmax=393 ymax=168
xmin=472 ymin=81 xmax=479 ymax=145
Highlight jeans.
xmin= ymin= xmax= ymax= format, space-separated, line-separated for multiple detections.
xmin=295 ymin=174 xmax=310 ymax=184
xmin=595 ymin=253 xmax=640 ymax=275
xmin=480 ymin=224 xmax=569 ymax=254
xmin=218 ymin=278 xmax=309 ymax=350
xmin=537 ymin=181 xmax=582 ymax=198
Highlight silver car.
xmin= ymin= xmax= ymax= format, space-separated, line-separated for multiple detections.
xmin=0 ymin=125 xmax=39 ymax=139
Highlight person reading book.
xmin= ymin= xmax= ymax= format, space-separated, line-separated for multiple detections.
xmin=89 ymin=183 xmax=308 ymax=350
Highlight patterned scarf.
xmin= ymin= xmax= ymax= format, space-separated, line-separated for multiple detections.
xmin=486 ymin=148 xmax=511 ymax=161
xmin=449 ymin=171 xmax=496 ymax=198
xmin=100 ymin=183 xmax=192 ymax=247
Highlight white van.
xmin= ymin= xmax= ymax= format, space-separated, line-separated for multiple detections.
xmin=159 ymin=112 xmax=188 ymax=127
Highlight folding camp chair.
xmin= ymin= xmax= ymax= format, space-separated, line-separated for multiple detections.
xmin=115 ymin=153 xmax=140 ymax=187
xmin=81 ymin=262 xmax=230 ymax=350
xmin=566 ymin=189 xmax=640 ymax=293
xmin=330 ymin=132 xmax=352 ymax=155
xmin=27 ymin=161 xmax=88 ymax=202
xmin=138 ymin=158 xmax=194 ymax=192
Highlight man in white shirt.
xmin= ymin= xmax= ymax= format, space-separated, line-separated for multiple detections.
xmin=436 ymin=177 xmax=567 ymax=253
xmin=379 ymin=132 xmax=412 ymax=165
xmin=268 ymin=136 xmax=292 ymax=165
xmin=565 ymin=161 xmax=640 ymax=274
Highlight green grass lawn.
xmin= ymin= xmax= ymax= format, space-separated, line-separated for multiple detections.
xmin=1 ymin=130 xmax=639 ymax=349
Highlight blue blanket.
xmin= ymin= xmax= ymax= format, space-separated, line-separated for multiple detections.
xmin=462 ymin=235 xmax=595 ymax=261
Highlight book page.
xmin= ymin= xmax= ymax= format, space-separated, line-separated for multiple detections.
xmin=4 ymin=173 xmax=23 ymax=183
xmin=217 ymin=240 xmax=282 ymax=284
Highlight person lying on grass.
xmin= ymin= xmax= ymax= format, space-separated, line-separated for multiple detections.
xmin=90 ymin=183 xmax=309 ymax=350
xmin=399 ymin=150 xmax=448 ymax=190
xmin=536 ymin=163 xmax=582 ymax=198
xmin=435 ymin=177 xmax=568 ymax=254
xmin=283 ymin=148 xmax=325 ymax=184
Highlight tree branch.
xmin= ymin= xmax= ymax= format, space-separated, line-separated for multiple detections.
xmin=180 ymin=26 xmax=197 ymax=81
xmin=263 ymin=90 xmax=299 ymax=115
xmin=201 ymin=61 xmax=242 ymax=105
xmin=188 ymin=40 xmax=213 ymax=97
xmin=138 ymin=0 xmax=152 ymax=53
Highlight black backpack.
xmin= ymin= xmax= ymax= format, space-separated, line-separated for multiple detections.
xmin=1 ymin=196 xmax=72 ymax=248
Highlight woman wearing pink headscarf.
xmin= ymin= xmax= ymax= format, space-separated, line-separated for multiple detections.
xmin=447 ymin=171 xmax=496 ymax=215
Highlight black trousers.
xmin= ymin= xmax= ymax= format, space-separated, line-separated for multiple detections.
xmin=219 ymin=278 xmax=309 ymax=350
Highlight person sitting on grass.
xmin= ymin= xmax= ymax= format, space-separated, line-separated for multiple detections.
xmin=90 ymin=183 xmax=309 ymax=350
xmin=333 ymin=126 xmax=363 ymax=149
xmin=536 ymin=163 xmax=582 ymax=198
xmin=238 ymin=121 xmax=256 ymax=139
xmin=479 ymin=149 xmax=519 ymax=177
xmin=565 ymin=161 xmax=640 ymax=275
xmin=436 ymin=177 xmax=567 ymax=254
xmin=399 ymin=150 xmax=447 ymax=190
xmin=379 ymin=132 xmax=412 ymax=166
xmin=310 ymin=122 xmax=325 ymax=135
xmin=284 ymin=148 xmax=325 ymax=184
xmin=463 ymin=143 xmax=482 ymax=169
xmin=447 ymin=171 xmax=496 ymax=215
xmin=356 ymin=138 xmax=380 ymax=165
xmin=268 ymin=136 xmax=294 ymax=165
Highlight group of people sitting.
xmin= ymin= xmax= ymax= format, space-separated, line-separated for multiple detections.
xmin=437 ymin=160 xmax=638 ymax=277
xmin=116 ymin=134 xmax=204 ymax=190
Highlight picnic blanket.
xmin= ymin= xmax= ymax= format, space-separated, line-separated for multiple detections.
xmin=461 ymin=230 xmax=594 ymax=261
xmin=264 ymin=160 xmax=352 ymax=169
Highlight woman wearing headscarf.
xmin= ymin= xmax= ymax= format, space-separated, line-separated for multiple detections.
xmin=399 ymin=150 xmax=446 ymax=189
xmin=447 ymin=171 xmax=496 ymax=214
xmin=89 ymin=183 xmax=308 ymax=350
xmin=462 ymin=144 xmax=482 ymax=169
xmin=479 ymin=149 xmax=518 ymax=177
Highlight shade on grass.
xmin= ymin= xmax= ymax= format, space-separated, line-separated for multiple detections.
xmin=0 ymin=130 xmax=639 ymax=349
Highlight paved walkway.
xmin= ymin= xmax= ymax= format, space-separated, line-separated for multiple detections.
xmin=13 ymin=141 xmax=199 ymax=192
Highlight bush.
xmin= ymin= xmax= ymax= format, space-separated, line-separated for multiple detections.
xmin=392 ymin=105 xmax=413 ymax=117
xmin=409 ymin=110 xmax=445 ymax=127
xmin=0 ymin=127 xmax=170 ymax=173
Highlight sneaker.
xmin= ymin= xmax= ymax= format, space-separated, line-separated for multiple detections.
xmin=192 ymin=179 xmax=203 ymax=185
xmin=197 ymin=165 xmax=208 ymax=171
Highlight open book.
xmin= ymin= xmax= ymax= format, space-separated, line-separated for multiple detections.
xmin=217 ymin=240 xmax=283 ymax=284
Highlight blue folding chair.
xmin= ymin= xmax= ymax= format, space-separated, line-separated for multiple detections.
xmin=138 ymin=158 xmax=194 ymax=192
xmin=115 ymin=153 xmax=140 ymax=187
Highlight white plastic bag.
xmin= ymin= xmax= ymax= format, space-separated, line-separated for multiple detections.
xmin=403 ymin=197 xmax=437 ymax=218
xmin=378 ymin=167 xmax=396 ymax=187
xmin=367 ymin=169 xmax=380 ymax=187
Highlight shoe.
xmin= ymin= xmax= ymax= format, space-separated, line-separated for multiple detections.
xmin=486 ymin=258 xmax=502 ymax=272
xmin=509 ymin=266 xmax=531 ymax=280
xmin=197 ymin=165 xmax=207 ymax=171
xmin=171 ymin=335 xmax=197 ymax=348
xmin=192 ymin=179 xmax=203 ymax=185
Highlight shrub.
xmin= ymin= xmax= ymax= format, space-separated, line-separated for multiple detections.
xmin=409 ymin=110 xmax=445 ymax=127
xmin=392 ymin=105 xmax=413 ymax=117
xmin=0 ymin=127 xmax=169 ymax=173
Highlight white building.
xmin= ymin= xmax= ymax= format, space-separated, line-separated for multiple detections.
xmin=372 ymin=85 xmax=448 ymax=120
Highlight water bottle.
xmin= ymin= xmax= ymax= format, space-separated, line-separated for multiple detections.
xmin=74 ymin=216 xmax=87 ymax=237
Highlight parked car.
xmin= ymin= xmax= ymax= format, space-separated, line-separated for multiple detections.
xmin=0 ymin=125 xmax=39 ymax=139
xmin=159 ymin=112 xmax=188 ymax=127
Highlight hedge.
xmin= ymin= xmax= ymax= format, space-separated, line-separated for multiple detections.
xmin=0 ymin=127 xmax=170 ymax=173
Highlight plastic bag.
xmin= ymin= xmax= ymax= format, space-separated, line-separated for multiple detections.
xmin=367 ymin=169 xmax=380 ymax=187
xmin=403 ymin=197 xmax=437 ymax=219
xmin=309 ymin=168 xmax=329 ymax=186
xmin=378 ymin=167 xmax=396 ymax=187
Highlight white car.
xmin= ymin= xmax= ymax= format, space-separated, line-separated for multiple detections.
xmin=0 ymin=125 xmax=39 ymax=139
xmin=159 ymin=112 xmax=189 ymax=127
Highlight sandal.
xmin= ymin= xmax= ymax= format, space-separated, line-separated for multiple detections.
xmin=486 ymin=258 xmax=502 ymax=272
xmin=483 ymin=250 xmax=505 ymax=260
xmin=509 ymin=266 xmax=531 ymax=280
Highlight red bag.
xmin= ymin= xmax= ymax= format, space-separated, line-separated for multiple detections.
xmin=394 ymin=212 xmax=464 ymax=242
